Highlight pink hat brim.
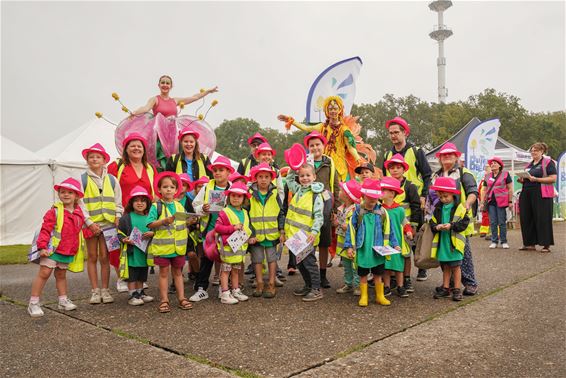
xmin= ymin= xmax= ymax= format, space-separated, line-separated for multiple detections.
xmin=153 ymin=171 xmax=183 ymax=199
xmin=250 ymin=168 xmax=277 ymax=181
xmin=82 ymin=148 xmax=110 ymax=163
xmin=285 ymin=144 xmax=306 ymax=170
xmin=339 ymin=182 xmax=361 ymax=203
xmin=207 ymin=162 xmax=235 ymax=174
xmin=54 ymin=184 xmax=84 ymax=198
xmin=303 ymin=134 xmax=328 ymax=148
xmin=178 ymin=130 xmax=200 ymax=141
xmin=430 ymin=185 xmax=460 ymax=195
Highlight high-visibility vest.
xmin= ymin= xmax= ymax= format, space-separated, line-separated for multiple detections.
xmin=457 ymin=167 xmax=476 ymax=236
xmin=171 ymin=153 xmax=207 ymax=179
xmin=430 ymin=203 xmax=467 ymax=259
xmin=486 ymin=171 xmax=510 ymax=208
xmin=352 ymin=205 xmax=393 ymax=261
xmin=249 ymin=188 xmax=280 ymax=242
xmin=147 ymin=200 xmax=188 ymax=257
xmin=82 ymin=174 xmax=117 ymax=223
xmin=199 ymin=180 xmax=227 ymax=233
xmin=336 ymin=204 xmax=356 ymax=258
xmin=317 ymin=155 xmax=336 ymax=193
xmin=115 ymin=159 xmax=155 ymax=196
xmin=285 ymin=190 xmax=321 ymax=246
xmin=385 ymin=147 xmax=424 ymax=196
xmin=219 ymin=206 xmax=251 ymax=264
xmin=386 ymin=207 xmax=412 ymax=257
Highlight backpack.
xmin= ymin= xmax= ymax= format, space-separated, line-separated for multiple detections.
xmin=81 ymin=172 xmax=116 ymax=192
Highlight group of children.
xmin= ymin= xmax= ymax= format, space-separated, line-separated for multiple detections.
xmin=28 ymin=128 xmax=470 ymax=317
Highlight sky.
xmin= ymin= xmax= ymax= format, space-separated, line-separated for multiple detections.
xmin=1 ymin=1 xmax=564 ymax=152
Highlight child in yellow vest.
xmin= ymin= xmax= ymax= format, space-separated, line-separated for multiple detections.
xmin=429 ymin=177 xmax=470 ymax=301
xmin=28 ymin=178 xmax=86 ymax=317
xmin=79 ymin=143 xmax=124 ymax=305
xmin=344 ymin=179 xmax=400 ymax=307
xmin=335 ymin=180 xmax=362 ymax=296
xmin=147 ymin=172 xmax=192 ymax=313
xmin=215 ymin=182 xmax=255 ymax=304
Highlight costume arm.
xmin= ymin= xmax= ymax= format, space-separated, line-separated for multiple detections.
xmin=291 ymin=121 xmax=322 ymax=133
xmin=343 ymin=130 xmax=361 ymax=161
xmin=285 ymin=170 xmax=301 ymax=194
xmin=174 ymin=87 xmax=218 ymax=106
xmin=132 ymin=97 xmax=157 ymax=116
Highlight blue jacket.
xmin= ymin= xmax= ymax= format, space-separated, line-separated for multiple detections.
xmin=344 ymin=203 xmax=399 ymax=250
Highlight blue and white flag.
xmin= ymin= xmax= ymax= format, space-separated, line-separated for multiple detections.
xmin=465 ymin=118 xmax=501 ymax=183
xmin=305 ymin=57 xmax=363 ymax=123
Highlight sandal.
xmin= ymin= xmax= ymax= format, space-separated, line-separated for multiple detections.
xmin=158 ymin=301 xmax=170 ymax=313
xmin=518 ymin=246 xmax=536 ymax=251
xmin=178 ymin=298 xmax=193 ymax=310
xmin=540 ymin=248 xmax=551 ymax=253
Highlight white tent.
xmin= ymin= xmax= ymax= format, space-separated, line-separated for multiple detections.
xmin=0 ymin=136 xmax=53 ymax=245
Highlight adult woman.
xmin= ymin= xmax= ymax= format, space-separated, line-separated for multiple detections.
xmin=426 ymin=143 xmax=479 ymax=295
xmin=278 ymin=96 xmax=362 ymax=181
xmin=108 ymin=133 xmax=157 ymax=208
xmin=518 ymin=142 xmax=556 ymax=252
xmin=481 ymin=157 xmax=513 ymax=249
xmin=165 ymin=127 xmax=211 ymax=195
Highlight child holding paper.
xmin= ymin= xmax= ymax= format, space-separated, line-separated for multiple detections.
xmin=215 ymin=182 xmax=255 ymax=304
xmin=335 ymin=180 xmax=362 ymax=296
xmin=344 ymin=179 xmax=400 ymax=307
xmin=79 ymin=143 xmax=124 ymax=305
xmin=380 ymin=177 xmax=413 ymax=299
xmin=147 ymin=172 xmax=192 ymax=313
xmin=118 ymin=186 xmax=154 ymax=306
xmin=285 ymin=163 xmax=325 ymax=302
xmin=429 ymin=177 xmax=470 ymax=301
xmin=28 ymin=178 xmax=86 ymax=317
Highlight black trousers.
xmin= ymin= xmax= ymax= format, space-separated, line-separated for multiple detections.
xmin=194 ymin=252 xmax=214 ymax=291
xmin=519 ymin=188 xmax=554 ymax=246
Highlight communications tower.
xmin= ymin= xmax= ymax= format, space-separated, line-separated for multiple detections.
xmin=429 ymin=1 xmax=453 ymax=103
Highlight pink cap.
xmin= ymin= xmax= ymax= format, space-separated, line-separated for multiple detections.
xmin=361 ymin=179 xmax=382 ymax=199
xmin=207 ymin=156 xmax=235 ymax=174
xmin=430 ymin=176 xmax=460 ymax=195
xmin=123 ymin=133 xmax=148 ymax=149
xmin=153 ymin=171 xmax=183 ymax=199
xmin=82 ymin=143 xmax=111 ymax=163
xmin=384 ymin=153 xmax=409 ymax=171
xmin=249 ymin=162 xmax=277 ymax=181
xmin=229 ymin=172 xmax=249 ymax=184
xmin=284 ymin=143 xmax=307 ymax=171
xmin=224 ymin=182 xmax=251 ymax=199
xmin=193 ymin=176 xmax=210 ymax=187
xmin=303 ymin=131 xmax=327 ymax=147
xmin=253 ymin=142 xmax=276 ymax=158
xmin=178 ymin=127 xmax=200 ymax=141
xmin=179 ymin=173 xmax=194 ymax=191
xmin=247 ymin=132 xmax=268 ymax=146
xmin=488 ymin=156 xmax=504 ymax=168
xmin=54 ymin=177 xmax=84 ymax=198
xmin=380 ymin=176 xmax=404 ymax=195
xmin=385 ymin=117 xmax=410 ymax=136
xmin=129 ymin=185 xmax=152 ymax=201
xmin=435 ymin=142 xmax=462 ymax=158
xmin=339 ymin=180 xmax=362 ymax=203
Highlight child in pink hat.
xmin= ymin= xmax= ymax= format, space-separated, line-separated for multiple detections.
xmin=237 ymin=132 xmax=270 ymax=177
xmin=28 ymin=178 xmax=86 ymax=317
xmin=344 ymin=179 xmax=401 ymax=307
xmin=429 ymin=177 xmax=470 ymax=301
xmin=79 ymin=143 xmax=124 ymax=304
xmin=335 ymin=180 xmax=362 ymax=296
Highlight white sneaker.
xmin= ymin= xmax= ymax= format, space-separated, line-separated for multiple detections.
xmin=231 ymin=288 xmax=249 ymax=302
xmin=489 ymin=243 xmax=497 ymax=249
xmin=116 ymin=280 xmax=128 ymax=293
xmin=143 ymin=282 xmax=149 ymax=289
xmin=220 ymin=290 xmax=239 ymax=304
xmin=211 ymin=275 xmax=220 ymax=286
xmin=28 ymin=302 xmax=44 ymax=317
xmin=89 ymin=288 xmax=102 ymax=304
xmin=101 ymin=288 xmax=114 ymax=304
xmin=275 ymin=277 xmax=284 ymax=287
xmin=189 ymin=288 xmax=209 ymax=302
xmin=140 ymin=291 xmax=154 ymax=303
xmin=57 ymin=298 xmax=77 ymax=311
xmin=128 ymin=295 xmax=144 ymax=306
xmin=502 ymin=243 xmax=510 ymax=249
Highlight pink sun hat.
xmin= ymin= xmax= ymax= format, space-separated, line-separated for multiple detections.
xmin=229 ymin=172 xmax=249 ymax=184
xmin=339 ymin=180 xmax=362 ymax=203
xmin=380 ymin=176 xmax=404 ymax=195
xmin=82 ymin=143 xmax=111 ymax=163
xmin=207 ymin=155 xmax=235 ymax=174
xmin=224 ymin=182 xmax=251 ymax=199
xmin=303 ymin=131 xmax=328 ymax=147
xmin=123 ymin=132 xmax=148 ymax=149
xmin=250 ymin=162 xmax=277 ymax=181
xmin=129 ymin=185 xmax=152 ymax=201
xmin=178 ymin=126 xmax=200 ymax=141
xmin=360 ymin=178 xmax=382 ymax=199
xmin=430 ymin=176 xmax=460 ymax=195
xmin=153 ymin=171 xmax=183 ymax=199
xmin=54 ymin=177 xmax=84 ymax=198
xmin=384 ymin=153 xmax=409 ymax=171
xmin=435 ymin=142 xmax=462 ymax=158
xmin=179 ymin=173 xmax=194 ymax=192
xmin=193 ymin=176 xmax=210 ymax=187
xmin=284 ymin=143 xmax=307 ymax=171
xmin=253 ymin=142 xmax=277 ymax=158
xmin=488 ymin=156 xmax=504 ymax=168
xmin=385 ymin=117 xmax=410 ymax=136
xmin=247 ymin=132 xmax=268 ymax=146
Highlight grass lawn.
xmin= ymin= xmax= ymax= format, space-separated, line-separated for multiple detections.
xmin=0 ymin=245 xmax=30 ymax=265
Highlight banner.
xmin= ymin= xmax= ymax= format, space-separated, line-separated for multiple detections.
xmin=305 ymin=57 xmax=363 ymax=123
xmin=557 ymin=150 xmax=566 ymax=218
xmin=465 ymin=118 xmax=501 ymax=183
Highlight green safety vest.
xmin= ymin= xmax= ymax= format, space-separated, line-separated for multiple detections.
xmin=430 ymin=203 xmax=467 ymax=259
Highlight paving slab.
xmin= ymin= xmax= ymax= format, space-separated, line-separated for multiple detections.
xmin=0 ymin=300 xmax=234 ymax=377
xmin=0 ymin=224 xmax=564 ymax=377
xmin=297 ymin=264 xmax=566 ymax=377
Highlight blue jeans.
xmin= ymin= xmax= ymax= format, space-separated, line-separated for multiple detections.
xmin=488 ymin=205 xmax=507 ymax=243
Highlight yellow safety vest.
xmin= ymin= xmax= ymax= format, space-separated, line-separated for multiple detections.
xmin=172 ymin=153 xmax=207 ymax=179
xmin=219 ymin=206 xmax=251 ymax=264
xmin=336 ymin=204 xmax=356 ymax=258
xmin=394 ymin=179 xmax=419 ymax=228
xmin=115 ymin=159 xmax=155 ymax=197
xmin=385 ymin=147 xmax=423 ymax=196
xmin=458 ymin=167 xmax=475 ymax=237
xmin=147 ymin=200 xmax=188 ymax=257
xmin=430 ymin=203 xmax=467 ymax=259
xmin=284 ymin=190 xmax=320 ymax=246
xmin=49 ymin=202 xmax=85 ymax=273
xmin=83 ymin=175 xmax=117 ymax=223
xmin=249 ymin=188 xmax=280 ymax=242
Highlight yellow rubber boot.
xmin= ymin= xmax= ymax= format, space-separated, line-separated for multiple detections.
xmin=358 ymin=283 xmax=368 ymax=307
xmin=375 ymin=282 xmax=391 ymax=306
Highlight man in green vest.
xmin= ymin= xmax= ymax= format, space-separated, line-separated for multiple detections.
xmin=382 ymin=116 xmax=432 ymax=281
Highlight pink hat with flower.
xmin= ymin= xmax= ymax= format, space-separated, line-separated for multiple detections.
xmin=54 ymin=177 xmax=84 ymax=198
xmin=82 ymin=143 xmax=111 ymax=163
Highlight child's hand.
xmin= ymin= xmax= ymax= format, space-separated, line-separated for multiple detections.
xmin=394 ymin=246 xmax=401 ymax=251
xmin=142 ymin=231 xmax=154 ymax=239
xmin=445 ymin=223 xmax=452 ymax=230
xmin=248 ymin=237 xmax=257 ymax=245
xmin=306 ymin=233 xmax=316 ymax=244
xmin=162 ymin=216 xmax=174 ymax=226
xmin=406 ymin=232 xmax=413 ymax=240
xmin=341 ymin=224 xmax=347 ymax=231
xmin=203 ymin=204 xmax=210 ymax=213
xmin=114 ymin=216 xmax=121 ymax=227
xmin=332 ymin=219 xmax=339 ymax=227
xmin=123 ymin=237 xmax=135 ymax=245
xmin=39 ymin=249 xmax=50 ymax=257
xmin=280 ymin=234 xmax=286 ymax=243
xmin=234 ymin=224 xmax=243 ymax=231
xmin=89 ymin=223 xmax=101 ymax=235
xmin=347 ymin=248 xmax=355 ymax=259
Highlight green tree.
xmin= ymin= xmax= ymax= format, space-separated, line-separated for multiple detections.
xmin=214 ymin=118 xmax=261 ymax=162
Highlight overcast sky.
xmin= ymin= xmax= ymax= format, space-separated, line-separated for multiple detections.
xmin=2 ymin=1 xmax=564 ymax=152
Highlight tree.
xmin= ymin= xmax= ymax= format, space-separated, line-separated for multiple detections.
xmin=214 ymin=118 xmax=261 ymax=162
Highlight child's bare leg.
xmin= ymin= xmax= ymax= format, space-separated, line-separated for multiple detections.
xmin=86 ymin=237 xmax=99 ymax=289
xmin=374 ymin=274 xmax=383 ymax=284
xmin=319 ymin=246 xmax=329 ymax=268
xmin=395 ymin=271 xmax=404 ymax=287
xmin=452 ymin=266 xmax=462 ymax=289
xmin=188 ymin=251 xmax=199 ymax=273
xmin=268 ymin=261 xmax=277 ymax=286
xmin=254 ymin=263 xmax=263 ymax=285
xmin=97 ymin=237 xmax=110 ymax=289
xmin=127 ymin=281 xmax=136 ymax=291
xmin=359 ymin=274 xmax=368 ymax=284
xmin=214 ymin=261 xmax=220 ymax=277
xmin=220 ymin=270 xmax=230 ymax=291
xmin=30 ymin=266 xmax=53 ymax=297
xmin=172 ymin=266 xmax=185 ymax=300
xmin=383 ymin=270 xmax=391 ymax=287
xmin=231 ymin=267 xmax=240 ymax=290
xmin=442 ymin=265 xmax=451 ymax=288
xmin=54 ymin=268 xmax=67 ymax=297
xmin=135 ymin=281 xmax=143 ymax=290
xmin=158 ymin=266 xmax=170 ymax=302
xmin=403 ymin=257 xmax=411 ymax=277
